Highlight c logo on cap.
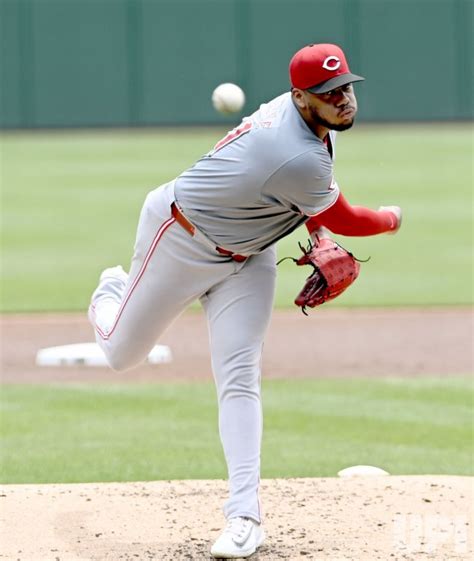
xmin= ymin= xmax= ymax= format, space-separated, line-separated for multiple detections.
xmin=322 ymin=56 xmax=341 ymax=71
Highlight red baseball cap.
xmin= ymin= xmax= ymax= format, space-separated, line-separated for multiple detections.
xmin=289 ymin=43 xmax=364 ymax=93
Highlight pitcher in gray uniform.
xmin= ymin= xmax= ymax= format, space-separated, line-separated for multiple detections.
xmin=89 ymin=43 xmax=402 ymax=558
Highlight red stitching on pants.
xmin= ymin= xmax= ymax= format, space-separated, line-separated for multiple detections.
xmin=93 ymin=216 xmax=176 ymax=340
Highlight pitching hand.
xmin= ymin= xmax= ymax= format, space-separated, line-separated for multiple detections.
xmin=378 ymin=205 xmax=402 ymax=234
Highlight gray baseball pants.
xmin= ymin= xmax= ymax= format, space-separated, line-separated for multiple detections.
xmin=88 ymin=181 xmax=276 ymax=522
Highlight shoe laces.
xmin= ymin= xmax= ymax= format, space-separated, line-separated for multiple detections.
xmin=224 ymin=517 xmax=252 ymax=543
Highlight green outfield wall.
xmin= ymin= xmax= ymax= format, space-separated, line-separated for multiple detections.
xmin=1 ymin=0 xmax=472 ymax=128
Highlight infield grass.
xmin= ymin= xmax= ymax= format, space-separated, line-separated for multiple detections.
xmin=1 ymin=124 xmax=473 ymax=312
xmin=1 ymin=377 xmax=472 ymax=484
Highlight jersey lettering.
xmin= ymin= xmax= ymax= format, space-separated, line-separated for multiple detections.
xmin=213 ymin=122 xmax=252 ymax=153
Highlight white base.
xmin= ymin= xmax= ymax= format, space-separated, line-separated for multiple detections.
xmin=36 ymin=342 xmax=172 ymax=367
xmin=337 ymin=465 xmax=390 ymax=477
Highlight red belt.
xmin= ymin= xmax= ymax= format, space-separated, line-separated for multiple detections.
xmin=171 ymin=202 xmax=247 ymax=262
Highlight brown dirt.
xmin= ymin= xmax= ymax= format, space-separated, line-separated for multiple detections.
xmin=0 ymin=308 xmax=472 ymax=560
xmin=1 ymin=477 xmax=472 ymax=560
xmin=0 ymin=307 xmax=472 ymax=383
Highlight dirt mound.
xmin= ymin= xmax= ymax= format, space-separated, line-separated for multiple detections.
xmin=1 ymin=476 xmax=472 ymax=560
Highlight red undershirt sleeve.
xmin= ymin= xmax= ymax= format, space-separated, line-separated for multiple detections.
xmin=305 ymin=191 xmax=398 ymax=236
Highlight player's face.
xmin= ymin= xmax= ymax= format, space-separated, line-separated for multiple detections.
xmin=305 ymin=84 xmax=358 ymax=132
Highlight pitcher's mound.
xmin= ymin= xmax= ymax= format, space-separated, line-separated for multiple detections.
xmin=1 ymin=476 xmax=472 ymax=560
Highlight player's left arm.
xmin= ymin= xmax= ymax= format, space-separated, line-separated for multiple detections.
xmin=305 ymin=191 xmax=402 ymax=237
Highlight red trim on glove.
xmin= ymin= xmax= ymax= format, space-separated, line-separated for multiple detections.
xmin=306 ymin=192 xmax=398 ymax=236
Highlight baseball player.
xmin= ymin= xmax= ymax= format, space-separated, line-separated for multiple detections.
xmin=89 ymin=43 xmax=402 ymax=558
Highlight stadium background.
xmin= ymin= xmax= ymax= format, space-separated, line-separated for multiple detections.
xmin=1 ymin=0 xmax=472 ymax=128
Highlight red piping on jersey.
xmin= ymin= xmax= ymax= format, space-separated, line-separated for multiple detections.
xmin=306 ymin=191 xmax=397 ymax=236
xmin=93 ymin=216 xmax=176 ymax=341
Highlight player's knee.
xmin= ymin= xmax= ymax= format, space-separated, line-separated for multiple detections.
xmin=211 ymin=342 xmax=264 ymax=399
xmin=107 ymin=355 xmax=131 ymax=372
xmin=103 ymin=344 xmax=138 ymax=372
xmin=217 ymin=364 xmax=260 ymax=400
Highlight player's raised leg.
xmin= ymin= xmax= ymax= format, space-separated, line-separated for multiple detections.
xmin=89 ymin=183 xmax=234 ymax=371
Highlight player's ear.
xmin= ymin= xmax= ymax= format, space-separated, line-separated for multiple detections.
xmin=291 ymin=88 xmax=307 ymax=109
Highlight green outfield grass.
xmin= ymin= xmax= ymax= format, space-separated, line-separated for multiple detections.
xmin=0 ymin=377 xmax=472 ymax=484
xmin=1 ymin=124 xmax=472 ymax=312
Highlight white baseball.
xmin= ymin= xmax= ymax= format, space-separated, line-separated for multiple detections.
xmin=212 ymin=83 xmax=245 ymax=114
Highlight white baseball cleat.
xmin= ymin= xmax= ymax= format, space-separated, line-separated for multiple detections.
xmin=88 ymin=266 xmax=129 ymax=326
xmin=99 ymin=265 xmax=128 ymax=284
xmin=210 ymin=516 xmax=265 ymax=558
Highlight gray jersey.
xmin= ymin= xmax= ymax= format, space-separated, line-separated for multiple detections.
xmin=174 ymin=92 xmax=339 ymax=254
